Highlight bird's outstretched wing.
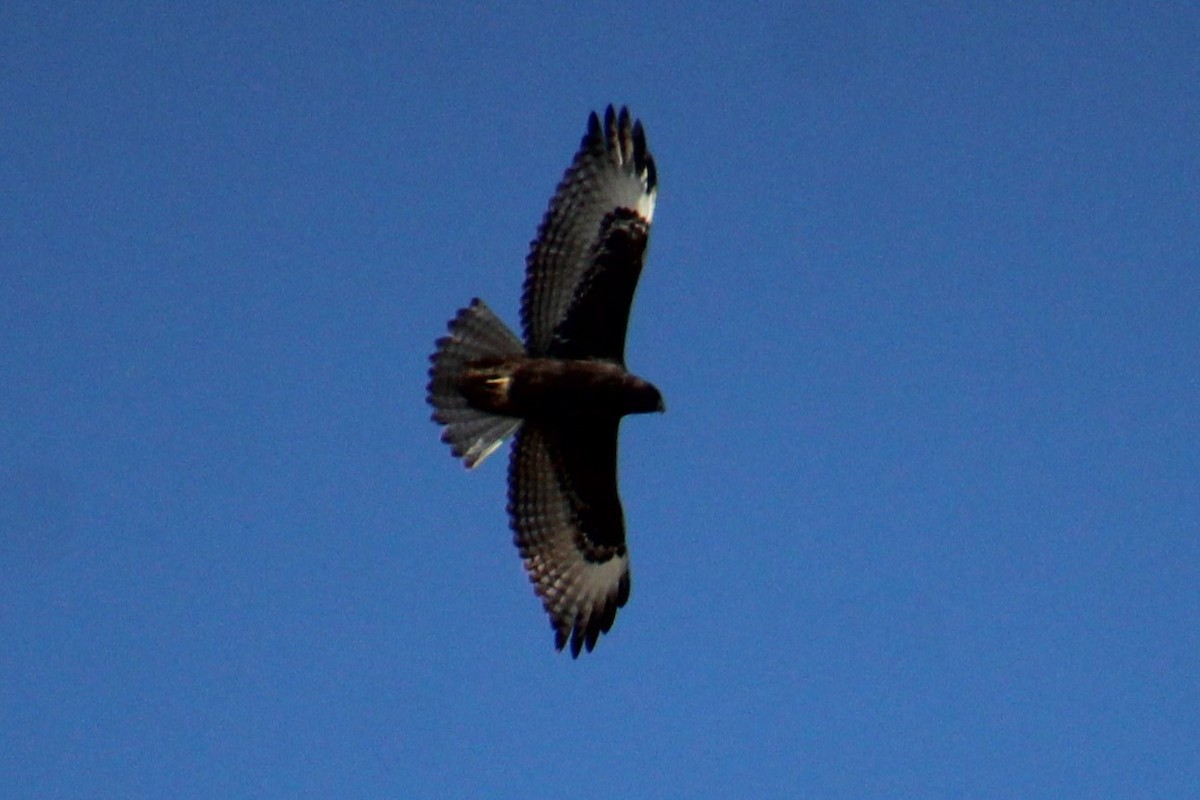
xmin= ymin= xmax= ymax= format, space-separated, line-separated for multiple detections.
xmin=507 ymin=420 xmax=631 ymax=657
xmin=520 ymin=106 xmax=657 ymax=363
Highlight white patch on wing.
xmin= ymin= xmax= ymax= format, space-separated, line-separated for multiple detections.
xmin=636 ymin=185 xmax=657 ymax=223
xmin=574 ymin=551 xmax=629 ymax=616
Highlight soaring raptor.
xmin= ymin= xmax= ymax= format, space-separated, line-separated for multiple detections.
xmin=427 ymin=105 xmax=662 ymax=657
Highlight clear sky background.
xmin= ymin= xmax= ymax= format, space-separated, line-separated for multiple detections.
xmin=3 ymin=4 xmax=1198 ymax=798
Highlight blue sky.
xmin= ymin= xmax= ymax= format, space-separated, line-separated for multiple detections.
xmin=3 ymin=3 xmax=1198 ymax=797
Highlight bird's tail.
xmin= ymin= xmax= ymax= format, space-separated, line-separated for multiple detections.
xmin=427 ymin=298 xmax=525 ymax=468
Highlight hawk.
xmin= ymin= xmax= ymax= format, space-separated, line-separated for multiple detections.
xmin=427 ymin=105 xmax=663 ymax=657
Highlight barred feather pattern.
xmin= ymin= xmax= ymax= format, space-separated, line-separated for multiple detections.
xmin=508 ymin=422 xmax=631 ymax=657
xmin=426 ymin=298 xmax=524 ymax=468
xmin=521 ymin=105 xmax=657 ymax=357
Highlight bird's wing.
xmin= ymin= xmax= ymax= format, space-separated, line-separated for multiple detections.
xmin=507 ymin=420 xmax=631 ymax=657
xmin=520 ymin=105 xmax=657 ymax=362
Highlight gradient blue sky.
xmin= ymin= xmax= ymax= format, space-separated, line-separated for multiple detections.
xmin=3 ymin=4 xmax=1198 ymax=798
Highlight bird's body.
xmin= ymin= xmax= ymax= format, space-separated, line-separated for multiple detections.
xmin=455 ymin=355 xmax=662 ymax=421
xmin=427 ymin=106 xmax=661 ymax=657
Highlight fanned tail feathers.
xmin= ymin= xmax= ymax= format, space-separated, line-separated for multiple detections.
xmin=427 ymin=298 xmax=525 ymax=468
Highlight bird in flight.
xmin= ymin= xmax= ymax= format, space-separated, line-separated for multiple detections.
xmin=427 ymin=105 xmax=662 ymax=657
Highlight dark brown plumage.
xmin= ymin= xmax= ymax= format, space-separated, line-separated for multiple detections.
xmin=426 ymin=106 xmax=661 ymax=657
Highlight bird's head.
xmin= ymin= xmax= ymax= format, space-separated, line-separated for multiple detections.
xmin=626 ymin=377 xmax=665 ymax=416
